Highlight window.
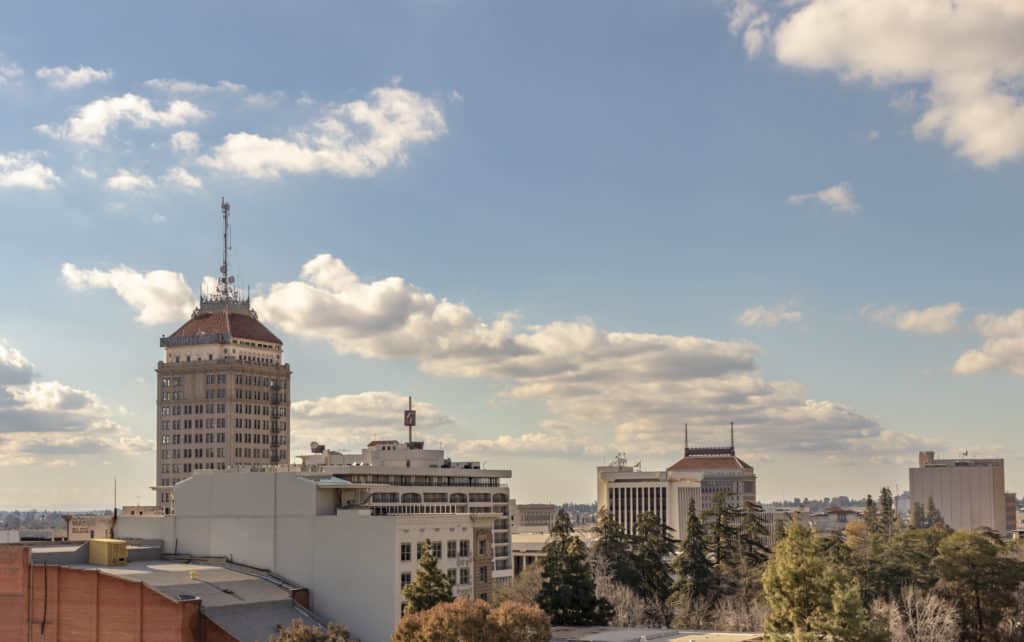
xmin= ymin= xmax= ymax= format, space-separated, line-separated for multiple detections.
xmin=459 ymin=540 xmax=470 ymax=557
xmin=431 ymin=542 xmax=442 ymax=559
xmin=401 ymin=572 xmax=411 ymax=588
xmin=417 ymin=542 xmax=425 ymax=560
xmin=447 ymin=541 xmax=457 ymax=559
xmin=400 ymin=543 xmax=411 ymax=561
xmin=447 ymin=569 xmax=457 ymax=585
xmin=479 ymin=567 xmax=487 ymax=582
xmin=478 ymin=539 xmax=487 ymax=555
xmin=459 ymin=568 xmax=469 ymax=585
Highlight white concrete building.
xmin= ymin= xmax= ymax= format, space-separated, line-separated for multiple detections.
xmin=298 ymin=438 xmax=514 ymax=586
xmin=910 ymin=450 xmax=1009 ymax=534
xmin=597 ymin=426 xmax=756 ymax=541
xmin=115 ymin=470 xmax=497 ymax=642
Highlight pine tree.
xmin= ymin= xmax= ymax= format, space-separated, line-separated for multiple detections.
xmin=863 ymin=494 xmax=878 ymax=533
xmin=592 ymin=508 xmax=639 ymax=589
xmin=925 ymin=497 xmax=946 ymax=529
xmin=702 ymin=491 xmax=740 ymax=570
xmin=537 ymin=509 xmax=612 ymax=625
xmin=910 ymin=501 xmax=926 ymax=529
xmin=738 ymin=501 xmax=769 ymax=567
xmin=632 ymin=512 xmax=676 ymax=606
xmin=402 ymin=540 xmax=454 ymax=614
xmin=877 ymin=487 xmax=896 ymax=539
xmin=672 ymin=499 xmax=715 ymax=600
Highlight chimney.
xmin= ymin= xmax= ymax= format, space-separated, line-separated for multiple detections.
xmin=919 ymin=451 xmax=935 ymax=467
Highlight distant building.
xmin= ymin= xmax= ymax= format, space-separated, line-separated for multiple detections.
xmin=597 ymin=424 xmax=756 ymax=540
xmin=910 ymin=451 xmax=1009 ymax=534
xmin=510 ymin=501 xmax=557 ymax=531
xmin=154 ymin=200 xmax=291 ymax=511
xmin=120 ymin=505 xmax=165 ymax=517
xmin=116 ymin=469 xmax=497 ymax=642
xmin=62 ymin=514 xmax=113 ymax=541
xmin=807 ymin=506 xmax=863 ymax=533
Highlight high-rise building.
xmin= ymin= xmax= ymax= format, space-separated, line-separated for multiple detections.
xmin=154 ymin=200 xmax=291 ymax=510
xmin=596 ymin=424 xmax=756 ymax=540
xmin=910 ymin=450 xmax=1009 ymax=534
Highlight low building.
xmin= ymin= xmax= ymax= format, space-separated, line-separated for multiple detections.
xmin=115 ymin=469 xmax=498 ymax=642
xmin=121 ymin=505 xmax=166 ymax=517
xmin=597 ymin=425 xmax=756 ymax=540
xmin=807 ymin=506 xmax=863 ymax=533
xmin=510 ymin=501 xmax=557 ymax=532
xmin=910 ymin=451 xmax=1009 ymax=534
xmin=62 ymin=514 xmax=113 ymax=541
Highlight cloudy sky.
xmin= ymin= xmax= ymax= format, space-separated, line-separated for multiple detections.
xmin=2 ymin=1 xmax=1024 ymax=509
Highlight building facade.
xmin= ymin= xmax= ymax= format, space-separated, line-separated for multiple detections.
xmin=298 ymin=438 xmax=514 ymax=587
xmin=115 ymin=470 xmax=497 ymax=642
xmin=510 ymin=501 xmax=557 ymax=532
xmin=910 ymin=450 xmax=1009 ymax=534
xmin=597 ymin=426 xmax=756 ymax=541
xmin=154 ymin=200 xmax=291 ymax=510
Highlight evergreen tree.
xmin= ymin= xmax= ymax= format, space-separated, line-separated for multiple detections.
xmin=702 ymin=491 xmax=741 ymax=570
xmin=863 ymin=494 xmax=878 ymax=533
xmin=877 ymin=487 xmax=896 ymax=539
xmin=672 ymin=499 xmax=715 ymax=600
xmin=738 ymin=501 xmax=770 ymax=567
xmin=537 ymin=509 xmax=612 ymax=626
xmin=925 ymin=497 xmax=946 ymax=529
xmin=402 ymin=540 xmax=454 ymax=614
xmin=910 ymin=501 xmax=926 ymax=529
xmin=592 ymin=508 xmax=639 ymax=589
xmin=762 ymin=520 xmax=887 ymax=642
xmin=632 ymin=512 xmax=676 ymax=607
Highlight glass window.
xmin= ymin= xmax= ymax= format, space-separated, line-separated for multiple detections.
xmin=447 ymin=541 xmax=457 ymax=559
xmin=459 ymin=568 xmax=469 ymax=585
xmin=401 ymin=572 xmax=411 ymax=588
xmin=400 ymin=543 xmax=411 ymax=561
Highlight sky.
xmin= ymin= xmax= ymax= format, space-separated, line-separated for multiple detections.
xmin=2 ymin=0 xmax=1024 ymax=509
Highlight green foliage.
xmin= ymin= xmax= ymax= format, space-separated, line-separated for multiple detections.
xmin=739 ymin=501 xmax=770 ymax=568
xmin=925 ymin=498 xmax=946 ymax=530
xmin=392 ymin=598 xmax=551 ymax=642
xmin=402 ymin=539 xmax=454 ymax=614
xmin=703 ymin=491 xmax=741 ymax=571
xmin=877 ymin=487 xmax=896 ymax=540
xmin=932 ymin=530 xmax=1024 ymax=641
xmin=632 ymin=511 xmax=676 ymax=605
xmin=863 ymin=494 xmax=878 ymax=533
xmin=537 ymin=509 xmax=612 ymax=625
xmin=672 ymin=499 xmax=715 ymax=601
xmin=910 ymin=502 xmax=926 ymax=529
xmin=762 ymin=520 xmax=886 ymax=642
xmin=269 ymin=619 xmax=350 ymax=642
xmin=592 ymin=508 xmax=640 ymax=588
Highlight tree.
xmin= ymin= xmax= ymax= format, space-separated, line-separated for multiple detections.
xmin=269 ymin=619 xmax=349 ymax=642
xmin=932 ymin=530 xmax=1024 ymax=641
xmin=632 ymin=512 xmax=676 ymax=604
xmin=762 ymin=519 xmax=886 ymax=642
xmin=672 ymin=499 xmax=715 ymax=601
xmin=871 ymin=586 xmax=959 ymax=642
xmin=592 ymin=508 xmax=639 ymax=588
xmin=392 ymin=599 xmax=550 ymax=642
xmin=403 ymin=540 xmax=454 ymax=614
xmin=537 ymin=509 xmax=612 ymax=625
xmin=877 ymin=487 xmax=896 ymax=539
xmin=924 ymin=498 xmax=945 ymax=530
xmin=738 ymin=501 xmax=770 ymax=567
xmin=910 ymin=502 xmax=926 ymax=529
xmin=863 ymin=494 xmax=878 ymax=533
xmin=703 ymin=492 xmax=740 ymax=570
xmin=494 ymin=559 xmax=542 ymax=605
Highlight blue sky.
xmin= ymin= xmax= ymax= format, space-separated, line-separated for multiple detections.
xmin=2 ymin=0 xmax=1023 ymax=508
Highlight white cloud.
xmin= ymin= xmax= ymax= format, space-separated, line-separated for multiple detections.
xmin=198 ymin=86 xmax=446 ymax=179
xmin=35 ymin=65 xmax=112 ymax=90
xmin=243 ymin=90 xmax=286 ymax=108
xmin=729 ymin=0 xmax=1024 ymax=166
xmin=143 ymin=78 xmax=245 ymax=94
xmin=105 ymin=169 xmax=156 ymax=192
xmin=787 ymin=181 xmax=859 ymax=212
xmin=76 ymin=167 xmax=98 ymax=180
xmin=37 ymin=93 xmax=207 ymax=145
xmin=955 ymin=310 xmax=1024 ymax=376
xmin=449 ymin=90 xmax=464 ymax=103
xmin=291 ymin=391 xmax=453 ymax=451
xmin=861 ymin=302 xmax=963 ymax=335
xmin=162 ymin=167 xmax=202 ymax=190
xmin=0 ymin=57 xmax=23 ymax=87
xmin=0 ymin=339 xmax=150 ymax=465
xmin=61 ymin=263 xmax=196 ymax=325
xmin=0 ymin=153 xmax=60 ymax=190
xmin=170 ymin=130 xmax=200 ymax=154
xmin=738 ymin=303 xmax=802 ymax=328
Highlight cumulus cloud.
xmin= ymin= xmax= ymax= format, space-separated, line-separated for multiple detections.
xmin=0 ymin=339 xmax=150 ymax=465
xmin=198 ymin=86 xmax=446 ymax=179
xmin=36 ymin=65 xmax=112 ymax=90
xmin=169 ymin=130 xmax=200 ymax=154
xmin=787 ymin=182 xmax=859 ymax=212
xmin=105 ymin=169 xmax=155 ymax=192
xmin=728 ymin=0 xmax=1024 ymax=166
xmin=61 ymin=263 xmax=196 ymax=325
xmin=291 ymin=391 xmax=453 ymax=451
xmin=251 ymin=253 xmax=923 ymax=461
xmin=955 ymin=309 xmax=1024 ymax=376
xmin=0 ymin=57 xmax=23 ymax=86
xmin=0 ymin=153 xmax=60 ymax=190
xmin=36 ymin=93 xmax=207 ymax=145
xmin=861 ymin=302 xmax=963 ymax=335
xmin=143 ymin=78 xmax=245 ymax=94
xmin=737 ymin=303 xmax=802 ymax=328
xmin=162 ymin=166 xmax=202 ymax=190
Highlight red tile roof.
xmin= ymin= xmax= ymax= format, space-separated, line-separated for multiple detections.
xmin=169 ymin=312 xmax=282 ymax=345
xmin=667 ymin=455 xmax=753 ymax=472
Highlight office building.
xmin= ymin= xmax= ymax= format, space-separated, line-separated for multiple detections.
xmin=115 ymin=469 xmax=498 ymax=642
xmin=510 ymin=501 xmax=557 ymax=531
xmin=155 ymin=200 xmax=291 ymax=510
xmin=910 ymin=450 xmax=1009 ymax=534
xmin=597 ymin=424 xmax=755 ymax=540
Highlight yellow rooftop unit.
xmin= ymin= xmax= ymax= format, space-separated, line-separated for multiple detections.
xmin=88 ymin=538 xmax=128 ymax=566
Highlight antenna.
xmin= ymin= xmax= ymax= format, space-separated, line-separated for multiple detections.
xmin=684 ymin=423 xmax=688 ymax=453
xmin=730 ymin=422 xmax=735 ymax=451
xmin=219 ymin=197 xmax=231 ymax=299
xmin=404 ymin=396 xmax=417 ymax=444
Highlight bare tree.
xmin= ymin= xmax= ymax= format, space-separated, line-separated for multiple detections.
xmin=591 ymin=555 xmax=660 ymax=626
xmin=872 ymin=586 xmax=959 ymax=642
xmin=711 ymin=594 xmax=767 ymax=633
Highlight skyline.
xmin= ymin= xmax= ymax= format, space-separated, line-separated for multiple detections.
xmin=3 ymin=0 xmax=1024 ymax=508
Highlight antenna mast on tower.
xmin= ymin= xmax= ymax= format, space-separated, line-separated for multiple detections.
xmin=218 ymin=197 xmax=233 ymax=299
